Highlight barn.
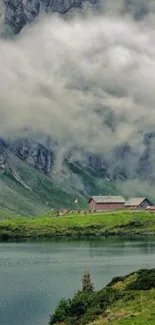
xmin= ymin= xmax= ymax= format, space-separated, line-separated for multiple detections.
xmin=124 ymin=197 xmax=153 ymax=209
xmin=88 ymin=196 xmax=126 ymax=211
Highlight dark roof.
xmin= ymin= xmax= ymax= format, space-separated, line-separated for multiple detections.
xmin=124 ymin=197 xmax=147 ymax=207
xmin=88 ymin=196 xmax=126 ymax=204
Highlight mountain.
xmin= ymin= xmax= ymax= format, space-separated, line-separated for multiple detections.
xmin=1 ymin=0 xmax=121 ymax=216
xmin=0 ymin=138 xmax=119 ymax=216
xmin=1 ymin=0 xmax=155 ymax=216
xmin=0 ymin=134 xmax=154 ymax=217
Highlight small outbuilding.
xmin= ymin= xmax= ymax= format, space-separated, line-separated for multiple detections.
xmin=124 ymin=197 xmax=153 ymax=210
xmin=88 ymin=196 xmax=126 ymax=211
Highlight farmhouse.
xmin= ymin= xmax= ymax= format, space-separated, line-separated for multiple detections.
xmin=124 ymin=197 xmax=153 ymax=209
xmin=88 ymin=196 xmax=126 ymax=211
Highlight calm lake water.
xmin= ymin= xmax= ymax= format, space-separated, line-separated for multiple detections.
xmin=0 ymin=236 xmax=155 ymax=325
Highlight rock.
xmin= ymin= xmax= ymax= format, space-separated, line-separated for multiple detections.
xmin=0 ymin=137 xmax=54 ymax=173
xmin=4 ymin=0 xmax=98 ymax=34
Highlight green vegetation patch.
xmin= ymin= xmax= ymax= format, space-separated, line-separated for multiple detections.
xmin=0 ymin=210 xmax=155 ymax=239
xmin=49 ymin=269 xmax=155 ymax=325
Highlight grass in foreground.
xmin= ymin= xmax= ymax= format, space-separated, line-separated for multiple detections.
xmin=0 ymin=210 xmax=155 ymax=238
xmin=49 ymin=269 xmax=155 ymax=325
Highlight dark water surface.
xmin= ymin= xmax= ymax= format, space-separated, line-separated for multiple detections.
xmin=0 ymin=237 xmax=155 ymax=325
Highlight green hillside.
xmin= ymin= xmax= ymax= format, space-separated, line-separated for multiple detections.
xmin=0 ymin=156 xmax=118 ymax=216
xmin=49 ymin=268 xmax=155 ymax=325
xmin=0 ymin=140 xmax=154 ymax=218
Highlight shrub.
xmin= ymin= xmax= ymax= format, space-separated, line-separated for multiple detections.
xmin=93 ymin=287 xmax=123 ymax=311
xmin=127 ymin=269 xmax=155 ymax=290
xmin=79 ymin=306 xmax=102 ymax=325
xmin=49 ymin=291 xmax=94 ymax=325
xmin=69 ymin=291 xmax=92 ymax=316
xmin=49 ymin=298 xmax=70 ymax=325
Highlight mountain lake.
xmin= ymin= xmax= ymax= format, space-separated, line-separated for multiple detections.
xmin=0 ymin=236 xmax=155 ymax=325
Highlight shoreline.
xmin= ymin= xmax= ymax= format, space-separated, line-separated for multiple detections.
xmin=2 ymin=233 xmax=155 ymax=243
xmin=1 ymin=234 xmax=155 ymax=241
xmin=1 ymin=229 xmax=155 ymax=241
xmin=0 ymin=210 xmax=155 ymax=240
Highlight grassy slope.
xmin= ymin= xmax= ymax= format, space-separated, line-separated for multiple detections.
xmin=0 ymin=210 xmax=155 ymax=238
xmin=0 ymin=157 xmax=118 ymax=216
xmin=50 ymin=269 xmax=155 ymax=325
xmin=89 ymin=272 xmax=155 ymax=325
xmin=92 ymin=291 xmax=155 ymax=325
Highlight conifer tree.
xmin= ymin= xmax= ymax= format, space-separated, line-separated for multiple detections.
xmin=82 ymin=271 xmax=94 ymax=293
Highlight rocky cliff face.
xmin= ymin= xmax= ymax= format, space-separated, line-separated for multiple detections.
xmin=0 ymin=135 xmax=153 ymax=182
xmin=0 ymin=137 xmax=55 ymax=173
xmin=0 ymin=137 xmax=107 ymax=179
xmin=4 ymin=0 xmax=97 ymax=34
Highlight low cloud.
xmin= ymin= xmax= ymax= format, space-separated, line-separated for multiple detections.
xmin=1 ymin=1 xmax=155 ymax=184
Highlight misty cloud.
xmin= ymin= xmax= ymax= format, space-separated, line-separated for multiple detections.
xmin=1 ymin=0 xmax=155 ymax=183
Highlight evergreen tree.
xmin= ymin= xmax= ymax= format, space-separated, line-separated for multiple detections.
xmin=82 ymin=271 xmax=94 ymax=293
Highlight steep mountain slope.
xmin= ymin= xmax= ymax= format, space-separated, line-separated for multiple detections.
xmin=0 ymin=138 xmax=118 ymax=216
xmin=1 ymin=135 xmax=155 ymax=216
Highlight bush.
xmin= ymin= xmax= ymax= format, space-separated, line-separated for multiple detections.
xmin=49 ymin=271 xmax=96 ymax=325
xmin=127 ymin=269 xmax=155 ymax=290
xmin=49 ymin=291 xmax=94 ymax=325
xmin=49 ymin=298 xmax=70 ymax=325
xmin=92 ymin=287 xmax=123 ymax=311
xmin=49 ymin=281 xmax=126 ymax=325
xmin=79 ymin=306 xmax=102 ymax=325
xmin=107 ymin=275 xmax=125 ymax=287
xmin=69 ymin=291 xmax=93 ymax=316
